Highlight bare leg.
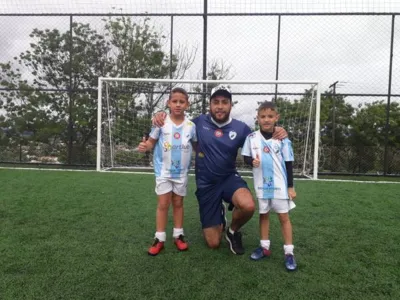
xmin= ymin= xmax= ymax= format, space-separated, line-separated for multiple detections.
xmin=230 ymin=188 xmax=255 ymax=231
xmin=277 ymin=213 xmax=292 ymax=245
xmin=203 ymin=226 xmax=222 ymax=249
xmin=156 ymin=192 xmax=172 ymax=232
xmin=171 ymin=193 xmax=184 ymax=229
xmin=259 ymin=213 xmax=270 ymax=240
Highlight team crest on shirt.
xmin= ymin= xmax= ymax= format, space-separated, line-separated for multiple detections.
xmin=263 ymin=146 xmax=270 ymax=153
xmin=229 ymin=131 xmax=237 ymax=140
xmin=174 ymin=132 xmax=181 ymax=139
xmin=273 ymin=143 xmax=280 ymax=153
xmin=214 ymin=129 xmax=223 ymax=138
xmin=171 ymin=160 xmax=181 ymax=168
xmin=263 ymin=176 xmax=273 ymax=187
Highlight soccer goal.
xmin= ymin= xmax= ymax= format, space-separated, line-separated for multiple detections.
xmin=97 ymin=78 xmax=321 ymax=179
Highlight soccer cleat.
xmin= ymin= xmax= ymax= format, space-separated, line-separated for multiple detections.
xmin=148 ymin=238 xmax=164 ymax=256
xmin=284 ymin=254 xmax=297 ymax=271
xmin=174 ymin=235 xmax=189 ymax=251
xmin=250 ymin=247 xmax=271 ymax=261
xmin=225 ymin=228 xmax=245 ymax=255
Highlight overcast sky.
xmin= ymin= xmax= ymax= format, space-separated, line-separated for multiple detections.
xmin=1 ymin=0 xmax=400 ymax=14
xmin=1 ymin=1 xmax=400 ymax=126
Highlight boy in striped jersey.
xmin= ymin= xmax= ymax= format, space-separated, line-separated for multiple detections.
xmin=138 ymin=87 xmax=197 ymax=256
xmin=241 ymin=101 xmax=297 ymax=271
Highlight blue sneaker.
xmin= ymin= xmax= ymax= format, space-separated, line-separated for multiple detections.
xmin=284 ymin=254 xmax=297 ymax=271
xmin=250 ymin=247 xmax=271 ymax=261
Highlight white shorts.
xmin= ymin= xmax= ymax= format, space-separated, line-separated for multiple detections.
xmin=155 ymin=177 xmax=188 ymax=196
xmin=258 ymin=198 xmax=296 ymax=214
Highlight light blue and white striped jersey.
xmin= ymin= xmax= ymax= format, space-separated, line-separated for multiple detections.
xmin=241 ymin=130 xmax=294 ymax=199
xmin=150 ymin=115 xmax=197 ymax=178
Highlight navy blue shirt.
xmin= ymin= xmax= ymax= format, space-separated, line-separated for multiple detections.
xmin=192 ymin=114 xmax=252 ymax=186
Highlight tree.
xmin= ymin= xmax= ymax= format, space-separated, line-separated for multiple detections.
xmin=318 ymin=91 xmax=354 ymax=171
xmin=104 ymin=16 xmax=196 ymax=120
xmin=349 ymin=100 xmax=400 ymax=173
xmin=187 ymin=59 xmax=234 ymax=118
xmin=0 ymin=16 xmax=196 ymax=164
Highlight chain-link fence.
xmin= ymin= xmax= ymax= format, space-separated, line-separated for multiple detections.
xmin=0 ymin=2 xmax=399 ymax=175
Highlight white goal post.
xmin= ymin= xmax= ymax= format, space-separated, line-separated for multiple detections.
xmin=97 ymin=78 xmax=321 ymax=179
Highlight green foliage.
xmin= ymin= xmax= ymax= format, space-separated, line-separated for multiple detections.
xmin=0 ymin=17 xmax=194 ymax=164
xmin=351 ymin=101 xmax=400 ymax=147
xmin=114 ymin=150 xmax=151 ymax=167
xmin=253 ymin=90 xmax=400 ymax=174
xmin=0 ymin=15 xmax=399 ymax=174
xmin=188 ymin=59 xmax=234 ymax=118
xmin=348 ymin=101 xmax=400 ymax=173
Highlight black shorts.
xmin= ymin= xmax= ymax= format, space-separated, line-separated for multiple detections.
xmin=195 ymin=173 xmax=249 ymax=228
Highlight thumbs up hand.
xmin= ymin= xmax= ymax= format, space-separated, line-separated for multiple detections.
xmin=252 ymin=153 xmax=261 ymax=168
xmin=138 ymin=136 xmax=148 ymax=153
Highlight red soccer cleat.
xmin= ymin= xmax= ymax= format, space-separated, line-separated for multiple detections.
xmin=174 ymin=235 xmax=188 ymax=251
xmin=148 ymin=238 xmax=164 ymax=256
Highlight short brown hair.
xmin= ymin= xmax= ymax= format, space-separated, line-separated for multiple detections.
xmin=170 ymin=87 xmax=189 ymax=101
xmin=257 ymin=101 xmax=278 ymax=114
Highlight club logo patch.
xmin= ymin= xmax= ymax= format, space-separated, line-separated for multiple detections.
xmin=229 ymin=131 xmax=237 ymax=140
xmin=263 ymin=176 xmax=273 ymax=187
xmin=171 ymin=160 xmax=181 ymax=168
xmin=214 ymin=130 xmax=223 ymax=138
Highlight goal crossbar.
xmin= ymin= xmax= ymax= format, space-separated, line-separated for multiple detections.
xmin=97 ymin=78 xmax=321 ymax=179
xmin=99 ymin=77 xmax=319 ymax=85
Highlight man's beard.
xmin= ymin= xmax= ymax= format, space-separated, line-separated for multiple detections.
xmin=210 ymin=110 xmax=230 ymax=124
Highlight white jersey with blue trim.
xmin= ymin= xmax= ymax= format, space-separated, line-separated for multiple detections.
xmin=241 ymin=130 xmax=294 ymax=200
xmin=150 ymin=115 xmax=197 ymax=178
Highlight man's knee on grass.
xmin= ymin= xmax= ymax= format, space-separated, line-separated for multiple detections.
xmin=203 ymin=226 xmax=222 ymax=249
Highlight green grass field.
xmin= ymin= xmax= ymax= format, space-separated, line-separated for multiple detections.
xmin=1 ymin=169 xmax=399 ymax=300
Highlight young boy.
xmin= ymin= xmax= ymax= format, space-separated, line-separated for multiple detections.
xmin=138 ymin=87 xmax=197 ymax=256
xmin=241 ymin=101 xmax=297 ymax=271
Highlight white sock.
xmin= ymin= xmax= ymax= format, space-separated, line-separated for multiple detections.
xmin=155 ymin=231 xmax=166 ymax=242
xmin=260 ymin=240 xmax=271 ymax=250
xmin=229 ymin=227 xmax=235 ymax=235
xmin=173 ymin=228 xmax=184 ymax=238
xmin=284 ymin=244 xmax=294 ymax=255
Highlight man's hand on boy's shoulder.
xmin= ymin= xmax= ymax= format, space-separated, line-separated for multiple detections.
xmin=152 ymin=111 xmax=167 ymax=127
xmin=273 ymin=126 xmax=288 ymax=140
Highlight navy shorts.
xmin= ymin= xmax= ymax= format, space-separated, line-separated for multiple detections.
xmin=195 ymin=173 xmax=249 ymax=229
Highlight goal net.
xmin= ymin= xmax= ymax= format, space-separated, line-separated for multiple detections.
xmin=97 ymin=78 xmax=321 ymax=179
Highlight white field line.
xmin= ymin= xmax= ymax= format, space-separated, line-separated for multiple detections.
xmin=1 ymin=167 xmax=399 ymax=184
